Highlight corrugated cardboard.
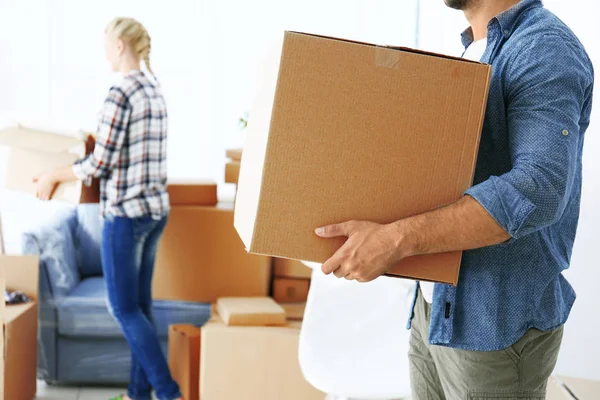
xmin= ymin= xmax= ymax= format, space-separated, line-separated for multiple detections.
xmin=281 ymin=303 xmax=306 ymax=321
xmin=225 ymin=161 xmax=241 ymax=185
xmin=168 ymin=324 xmax=201 ymax=400
xmin=0 ymin=126 xmax=99 ymax=203
xmin=167 ymin=180 xmax=218 ymax=206
xmin=216 ymin=297 xmax=286 ymax=326
xmin=153 ymin=204 xmax=272 ymax=303
xmin=272 ymin=278 xmax=310 ymax=303
xmin=547 ymin=375 xmax=600 ymax=400
xmin=274 ymin=258 xmax=313 ymax=279
xmin=226 ymin=148 xmax=243 ymax=162
xmin=1 ymin=255 xmax=39 ymax=400
xmin=200 ymin=317 xmax=324 ymax=400
xmin=234 ymin=31 xmax=491 ymax=285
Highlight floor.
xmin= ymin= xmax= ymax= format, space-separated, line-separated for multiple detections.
xmin=34 ymin=380 xmax=158 ymax=400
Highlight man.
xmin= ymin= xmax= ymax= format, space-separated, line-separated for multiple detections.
xmin=315 ymin=0 xmax=594 ymax=398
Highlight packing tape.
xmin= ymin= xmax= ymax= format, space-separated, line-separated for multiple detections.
xmin=375 ymin=46 xmax=400 ymax=69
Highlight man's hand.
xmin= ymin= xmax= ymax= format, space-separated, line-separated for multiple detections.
xmin=33 ymin=172 xmax=58 ymax=201
xmin=315 ymin=221 xmax=409 ymax=282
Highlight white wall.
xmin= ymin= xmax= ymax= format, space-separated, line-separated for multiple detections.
xmin=419 ymin=0 xmax=600 ymax=381
xmin=0 ymin=0 xmax=417 ymax=251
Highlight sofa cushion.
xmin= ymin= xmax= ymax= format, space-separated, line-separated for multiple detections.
xmin=75 ymin=205 xmax=104 ymax=278
xmin=56 ymin=277 xmax=212 ymax=338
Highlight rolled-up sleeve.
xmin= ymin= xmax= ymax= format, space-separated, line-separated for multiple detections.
xmin=73 ymin=87 xmax=131 ymax=181
xmin=466 ymin=35 xmax=593 ymax=239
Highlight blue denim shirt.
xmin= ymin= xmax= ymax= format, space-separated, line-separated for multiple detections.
xmin=409 ymin=0 xmax=594 ymax=351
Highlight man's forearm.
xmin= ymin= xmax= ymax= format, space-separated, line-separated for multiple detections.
xmin=396 ymin=195 xmax=511 ymax=258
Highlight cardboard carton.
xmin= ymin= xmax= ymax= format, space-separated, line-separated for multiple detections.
xmin=168 ymin=325 xmax=201 ymax=400
xmin=226 ymin=148 xmax=243 ymax=162
xmin=200 ymin=317 xmax=324 ymax=400
xmin=274 ymin=258 xmax=313 ymax=279
xmin=167 ymin=180 xmax=218 ymax=206
xmin=234 ymin=32 xmax=492 ymax=285
xmin=153 ymin=204 xmax=271 ymax=303
xmin=272 ymin=278 xmax=310 ymax=303
xmin=1 ymin=255 xmax=39 ymax=400
xmin=0 ymin=126 xmax=99 ymax=203
xmin=547 ymin=375 xmax=600 ymax=400
xmin=225 ymin=161 xmax=241 ymax=185
xmin=281 ymin=303 xmax=306 ymax=321
xmin=216 ymin=297 xmax=286 ymax=326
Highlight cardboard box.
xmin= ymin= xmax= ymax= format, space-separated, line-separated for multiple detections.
xmin=153 ymin=204 xmax=272 ymax=303
xmin=547 ymin=375 xmax=600 ymax=400
xmin=200 ymin=317 xmax=324 ymax=400
xmin=168 ymin=324 xmax=201 ymax=400
xmin=167 ymin=180 xmax=218 ymax=206
xmin=234 ymin=32 xmax=491 ymax=285
xmin=226 ymin=148 xmax=243 ymax=162
xmin=216 ymin=297 xmax=286 ymax=326
xmin=225 ymin=161 xmax=241 ymax=185
xmin=274 ymin=258 xmax=313 ymax=279
xmin=272 ymin=278 xmax=310 ymax=303
xmin=0 ymin=126 xmax=99 ymax=203
xmin=1 ymin=255 xmax=39 ymax=400
xmin=281 ymin=303 xmax=306 ymax=321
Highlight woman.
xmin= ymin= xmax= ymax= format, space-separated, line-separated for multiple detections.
xmin=35 ymin=17 xmax=182 ymax=400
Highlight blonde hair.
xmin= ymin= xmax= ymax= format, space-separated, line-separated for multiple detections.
xmin=106 ymin=17 xmax=153 ymax=75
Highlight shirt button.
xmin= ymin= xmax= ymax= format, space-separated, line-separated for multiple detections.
xmin=504 ymin=30 xmax=509 ymax=35
xmin=562 ymin=129 xmax=569 ymax=136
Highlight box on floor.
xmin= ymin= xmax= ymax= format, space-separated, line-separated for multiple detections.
xmin=547 ymin=375 xmax=600 ymax=400
xmin=167 ymin=180 xmax=218 ymax=206
xmin=200 ymin=316 xmax=324 ymax=400
xmin=169 ymin=325 xmax=201 ymax=400
xmin=0 ymin=126 xmax=99 ymax=203
xmin=234 ymin=31 xmax=492 ymax=285
xmin=0 ymin=255 xmax=39 ymax=400
xmin=153 ymin=203 xmax=272 ymax=303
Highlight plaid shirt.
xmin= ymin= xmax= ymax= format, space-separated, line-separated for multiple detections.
xmin=73 ymin=71 xmax=170 ymax=219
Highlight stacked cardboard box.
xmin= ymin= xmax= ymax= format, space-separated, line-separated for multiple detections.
xmin=272 ymin=258 xmax=312 ymax=303
xmin=0 ymin=255 xmax=39 ymax=400
xmin=225 ymin=148 xmax=242 ymax=186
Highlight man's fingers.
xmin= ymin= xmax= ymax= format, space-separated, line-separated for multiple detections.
xmin=315 ymin=221 xmax=356 ymax=238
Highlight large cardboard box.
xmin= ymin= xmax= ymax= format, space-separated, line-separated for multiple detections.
xmin=1 ymin=255 xmax=39 ymax=400
xmin=272 ymin=278 xmax=310 ymax=303
xmin=153 ymin=204 xmax=272 ymax=303
xmin=167 ymin=180 xmax=218 ymax=206
xmin=547 ymin=375 xmax=600 ymax=400
xmin=234 ymin=32 xmax=491 ymax=285
xmin=0 ymin=126 xmax=99 ymax=203
xmin=168 ymin=324 xmax=201 ymax=400
xmin=216 ymin=297 xmax=286 ymax=327
xmin=200 ymin=317 xmax=324 ymax=400
xmin=274 ymin=258 xmax=313 ymax=279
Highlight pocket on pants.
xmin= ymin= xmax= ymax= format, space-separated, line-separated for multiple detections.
xmin=468 ymin=391 xmax=545 ymax=399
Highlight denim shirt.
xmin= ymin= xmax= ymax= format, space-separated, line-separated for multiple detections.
xmin=409 ymin=0 xmax=594 ymax=351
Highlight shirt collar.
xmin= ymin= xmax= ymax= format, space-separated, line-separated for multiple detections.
xmin=461 ymin=0 xmax=544 ymax=48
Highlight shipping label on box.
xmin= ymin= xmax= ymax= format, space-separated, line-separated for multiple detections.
xmin=234 ymin=31 xmax=491 ymax=285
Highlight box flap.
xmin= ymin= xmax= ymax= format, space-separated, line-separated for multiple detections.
xmin=0 ymin=126 xmax=84 ymax=154
xmin=1 ymin=255 xmax=39 ymax=300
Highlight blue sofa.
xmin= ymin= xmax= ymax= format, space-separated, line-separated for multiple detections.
xmin=22 ymin=204 xmax=212 ymax=385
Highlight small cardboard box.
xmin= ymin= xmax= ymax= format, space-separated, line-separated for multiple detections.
xmin=281 ymin=303 xmax=306 ymax=321
xmin=216 ymin=297 xmax=286 ymax=327
xmin=225 ymin=161 xmax=241 ymax=185
xmin=1 ymin=255 xmax=39 ymax=400
xmin=167 ymin=180 xmax=218 ymax=206
xmin=272 ymin=278 xmax=310 ymax=304
xmin=547 ymin=375 xmax=600 ymax=400
xmin=274 ymin=258 xmax=313 ymax=279
xmin=168 ymin=325 xmax=201 ymax=400
xmin=226 ymin=148 xmax=243 ymax=162
xmin=153 ymin=204 xmax=272 ymax=303
xmin=0 ymin=126 xmax=99 ymax=203
xmin=200 ymin=317 xmax=324 ymax=400
xmin=234 ymin=32 xmax=491 ymax=285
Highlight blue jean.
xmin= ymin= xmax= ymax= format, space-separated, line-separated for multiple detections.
xmin=102 ymin=214 xmax=181 ymax=400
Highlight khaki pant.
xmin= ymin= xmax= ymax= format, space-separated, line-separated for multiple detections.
xmin=409 ymin=290 xmax=563 ymax=400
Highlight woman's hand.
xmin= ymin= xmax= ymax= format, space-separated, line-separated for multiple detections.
xmin=33 ymin=172 xmax=58 ymax=201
